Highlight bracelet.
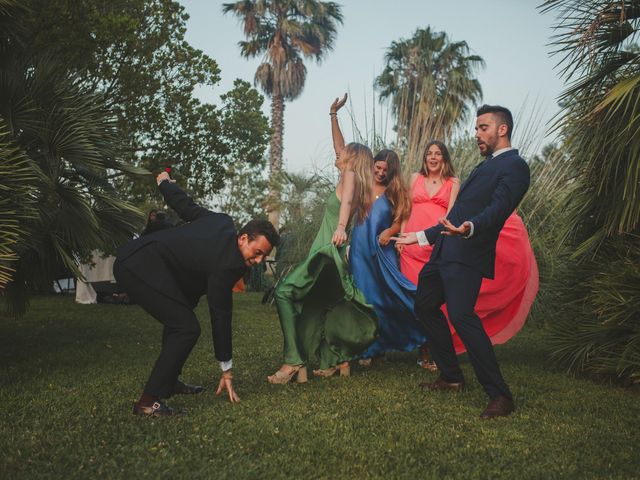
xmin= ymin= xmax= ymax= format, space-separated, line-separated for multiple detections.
xmin=329 ymin=112 xmax=337 ymax=116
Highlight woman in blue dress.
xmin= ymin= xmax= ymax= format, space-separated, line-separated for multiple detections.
xmin=330 ymin=94 xmax=428 ymax=365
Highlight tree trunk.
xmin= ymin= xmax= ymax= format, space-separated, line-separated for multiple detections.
xmin=267 ymin=92 xmax=285 ymax=228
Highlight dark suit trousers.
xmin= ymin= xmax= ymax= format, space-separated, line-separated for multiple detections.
xmin=414 ymin=261 xmax=512 ymax=400
xmin=114 ymin=256 xmax=201 ymax=399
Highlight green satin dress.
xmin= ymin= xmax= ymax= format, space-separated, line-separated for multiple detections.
xmin=274 ymin=191 xmax=378 ymax=369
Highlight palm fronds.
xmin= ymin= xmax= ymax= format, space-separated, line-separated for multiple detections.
xmin=539 ymin=0 xmax=640 ymax=382
xmin=1 ymin=4 xmax=145 ymax=314
xmin=223 ymin=0 xmax=343 ymax=226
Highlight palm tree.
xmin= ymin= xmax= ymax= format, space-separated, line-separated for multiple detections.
xmin=540 ymin=0 xmax=640 ymax=382
xmin=1 ymin=0 xmax=146 ymax=314
xmin=376 ymin=27 xmax=484 ymax=171
xmin=0 ymin=0 xmax=39 ymax=290
xmin=222 ymin=0 xmax=343 ymax=227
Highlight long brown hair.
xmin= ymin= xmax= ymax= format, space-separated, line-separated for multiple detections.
xmin=419 ymin=140 xmax=456 ymax=179
xmin=344 ymin=142 xmax=374 ymax=224
xmin=374 ymin=149 xmax=411 ymax=223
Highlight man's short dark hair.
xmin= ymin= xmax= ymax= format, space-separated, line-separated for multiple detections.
xmin=477 ymin=104 xmax=514 ymax=140
xmin=238 ymin=219 xmax=280 ymax=247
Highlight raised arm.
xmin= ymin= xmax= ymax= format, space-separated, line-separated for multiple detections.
xmin=333 ymin=169 xmax=355 ymax=247
xmin=330 ymin=94 xmax=348 ymax=157
xmin=156 ymin=172 xmax=211 ymax=223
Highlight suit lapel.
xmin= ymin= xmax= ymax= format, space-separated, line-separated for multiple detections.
xmin=459 ymin=160 xmax=485 ymax=194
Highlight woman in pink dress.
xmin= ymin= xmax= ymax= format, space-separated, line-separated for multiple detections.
xmin=399 ymin=141 xmax=459 ymax=368
xmin=399 ymin=141 xmax=460 ymax=285
xmin=399 ymin=141 xmax=539 ymax=363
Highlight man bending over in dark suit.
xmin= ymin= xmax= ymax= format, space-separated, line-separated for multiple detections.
xmin=394 ymin=105 xmax=530 ymax=419
xmin=114 ymin=171 xmax=279 ymax=417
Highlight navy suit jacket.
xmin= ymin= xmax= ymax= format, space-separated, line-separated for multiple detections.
xmin=115 ymin=181 xmax=246 ymax=362
xmin=423 ymin=149 xmax=530 ymax=279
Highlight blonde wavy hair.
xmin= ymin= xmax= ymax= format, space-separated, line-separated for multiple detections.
xmin=344 ymin=142 xmax=374 ymax=224
xmin=374 ymin=149 xmax=411 ymax=223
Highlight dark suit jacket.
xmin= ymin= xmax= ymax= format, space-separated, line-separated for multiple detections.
xmin=423 ymin=149 xmax=530 ymax=279
xmin=116 ymin=181 xmax=246 ymax=362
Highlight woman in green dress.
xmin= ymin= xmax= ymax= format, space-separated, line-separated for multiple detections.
xmin=267 ymin=142 xmax=379 ymax=384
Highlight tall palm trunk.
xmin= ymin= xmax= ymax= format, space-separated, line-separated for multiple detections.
xmin=268 ymin=92 xmax=285 ymax=227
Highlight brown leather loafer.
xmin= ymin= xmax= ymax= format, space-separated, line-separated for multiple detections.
xmin=480 ymin=395 xmax=515 ymax=420
xmin=420 ymin=377 xmax=465 ymax=392
xmin=132 ymin=400 xmax=185 ymax=417
xmin=170 ymin=380 xmax=205 ymax=397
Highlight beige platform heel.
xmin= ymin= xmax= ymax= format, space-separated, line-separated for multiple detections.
xmin=312 ymin=361 xmax=350 ymax=377
xmin=267 ymin=365 xmax=308 ymax=384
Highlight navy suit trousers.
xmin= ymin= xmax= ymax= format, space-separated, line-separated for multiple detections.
xmin=114 ymin=251 xmax=201 ymax=399
xmin=414 ymin=260 xmax=512 ymax=400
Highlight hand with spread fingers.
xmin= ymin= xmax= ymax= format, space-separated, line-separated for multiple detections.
xmin=439 ymin=217 xmax=472 ymax=237
xmin=330 ymin=93 xmax=348 ymax=114
xmin=391 ymin=232 xmax=418 ymax=245
xmin=216 ymin=370 xmax=240 ymax=403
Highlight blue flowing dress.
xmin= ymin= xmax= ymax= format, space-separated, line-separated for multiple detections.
xmin=349 ymin=195 xmax=427 ymax=358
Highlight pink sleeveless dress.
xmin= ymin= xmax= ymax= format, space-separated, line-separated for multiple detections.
xmin=400 ymin=175 xmax=453 ymax=285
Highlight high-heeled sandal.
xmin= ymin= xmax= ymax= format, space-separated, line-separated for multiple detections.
xmin=358 ymin=358 xmax=372 ymax=367
xmin=312 ymin=361 xmax=350 ymax=377
xmin=267 ymin=365 xmax=308 ymax=384
xmin=417 ymin=344 xmax=439 ymax=372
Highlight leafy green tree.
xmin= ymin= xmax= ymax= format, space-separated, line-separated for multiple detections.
xmin=540 ymin=0 xmax=640 ymax=383
xmin=222 ymin=0 xmax=343 ymax=227
xmin=24 ymin=0 xmax=270 ymax=202
xmin=376 ymin=27 xmax=484 ymax=169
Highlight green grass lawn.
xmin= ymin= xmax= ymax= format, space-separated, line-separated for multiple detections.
xmin=1 ymin=294 xmax=638 ymax=479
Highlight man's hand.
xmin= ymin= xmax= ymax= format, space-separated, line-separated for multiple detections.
xmin=156 ymin=171 xmax=176 ymax=186
xmin=391 ymin=232 xmax=418 ymax=245
xmin=215 ymin=370 xmax=240 ymax=403
xmin=439 ymin=217 xmax=471 ymax=237
xmin=330 ymin=93 xmax=348 ymax=114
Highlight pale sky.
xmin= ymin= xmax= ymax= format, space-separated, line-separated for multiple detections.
xmin=179 ymin=0 xmax=565 ymax=172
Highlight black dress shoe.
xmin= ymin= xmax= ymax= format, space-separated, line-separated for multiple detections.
xmin=480 ymin=395 xmax=515 ymax=420
xmin=132 ymin=400 xmax=185 ymax=417
xmin=170 ymin=380 xmax=205 ymax=397
xmin=420 ymin=377 xmax=465 ymax=392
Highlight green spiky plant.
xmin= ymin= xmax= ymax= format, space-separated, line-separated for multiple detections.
xmin=540 ymin=0 xmax=640 ymax=383
xmin=0 ymin=1 xmax=146 ymax=315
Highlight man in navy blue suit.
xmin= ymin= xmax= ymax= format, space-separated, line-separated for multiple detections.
xmin=394 ymin=105 xmax=530 ymax=419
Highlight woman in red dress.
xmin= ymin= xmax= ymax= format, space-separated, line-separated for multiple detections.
xmin=399 ymin=141 xmax=538 ymax=363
